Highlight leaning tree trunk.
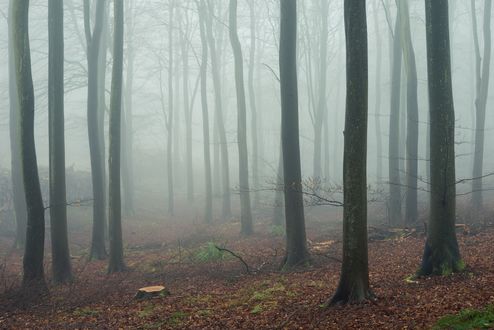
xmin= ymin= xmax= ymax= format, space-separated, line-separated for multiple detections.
xmin=471 ymin=0 xmax=492 ymax=212
xmin=8 ymin=0 xmax=27 ymax=249
xmin=419 ymin=0 xmax=462 ymax=276
xmin=229 ymin=0 xmax=253 ymax=235
xmin=198 ymin=0 xmax=213 ymax=224
xmin=330 ymin=0 xmax=371 ymax=305
xmin=279 ymin=0 xmax=309 ymax=269
xmin=13 ymin=0 xmax=47 ymax=290
xmin=85 ymin=0 xmax=108 ymax=260
xmin=48 ymin=0 xmax=72 ymax=283
xmin=388 ymin=12 xmax=402 ymax=227
xmin=108 ymin=0 xmax=125 ymax=274
xmin=397 ymin=0 xmax=419 ymax=226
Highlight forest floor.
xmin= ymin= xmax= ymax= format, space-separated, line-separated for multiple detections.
xmin=1 ymin=209 xmax=494 ymax=329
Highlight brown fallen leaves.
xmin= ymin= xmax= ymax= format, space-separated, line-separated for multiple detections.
xmin=1 ymin=219 xmax=494 ymax=329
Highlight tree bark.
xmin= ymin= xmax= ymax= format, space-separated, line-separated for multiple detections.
xmin=419 ymin=0 xmax=462 ymax=276
xmin=388 ymin=12 xmax=402 ymax=226
xmin=205 ymin=0 xmax=231 ymax=218
xmin=330 ymin=0 xmax=371 ymax=305
xmin=108 ymin=0 xmax=125 ymax=273
xmin=471 ymin=0 xmax=492 ymax=211
xmin=8 ymin=0 xmax=27 ymax=250
xmin=373 ymin=0 xmax=383 ymax=182
xmin=122 ymin=0 xmax=135 ymax=216
xmin=279 ymin=0 xmax=309 ymax=269
xmin=397 ymin=0 xmax=419 ymax=226
xmin=13 ymin=0 xmax=47 ymax=290
xmin=198 ymin=0 xmax=213 ymax=224
xmin=85 ymin=0 xmax=108 ymax=260
xmin=48 ymin=0 xmax=72 ymax=283
xmin=247 ymin=0 xmax=260 ymax=208
xmin=229 ymin=0 xmax=254 ymax=235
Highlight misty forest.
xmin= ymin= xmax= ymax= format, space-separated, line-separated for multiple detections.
xmin=1 ymin=0 xmax=494 ymax=329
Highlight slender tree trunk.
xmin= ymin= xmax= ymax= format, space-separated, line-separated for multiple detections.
xmin=97 ymin=2 xmax=108 ymax=233
xmin=206 ymin=0 xmax=231 ymax=218
xmin=85 ymin=0 xmax=107 ymax=260
xmin=229 ymin=0 xmax=253 ymax=235
xmin=272 ymin=142 xmax=284 ymax=226
xmin=388 ymin=13 xmax=402 ymax=226
xmin=49 ymin=0 xmax=72 ymax=283
xmin=13 ymin=0 xmax=47 ymax=290
xmin=247 ymin=0 xmax=259 ymax=208
xmin=279 ymin=0 xmax=309 ymax=269
xmin=313 ymin=0 xmax=329 ymax=180
xmin=198 ymin=0 xmax=213 ymax=224
xmin=471 ymin=0 xmax=492 ymax=211
xmin=398 ymin=0 xmax=419 ymax=226
xmin=330 ymin=0 xmax=371 ymax=305
xmin=419 ymin=0 xmax=462 ymax=276
xmin=180 ymin=7 xmax=194 ymax=203
xmin=373 ymin=0 xmax=383 ymax=182
xmin=167 ymin=2 xmax=175 ymax=216
xmin=122 ymin=0 xmax=135 ymax=216
xmin=108 ymin=0 xmax=125 ymax=273
xmin=8 ymin=0 xmax=27 ymax=249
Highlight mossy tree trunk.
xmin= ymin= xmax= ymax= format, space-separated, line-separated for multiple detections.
xmin=330 ymin=0 xmax=372 ymax=305
xmin=419 ymin=0 xmax=462 ymax=277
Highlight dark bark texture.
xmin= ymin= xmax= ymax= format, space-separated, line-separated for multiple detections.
xmin=330 ymin=0 xmax=372 ymax=305
xmin=419 ymin=0 xmax=462 ymax=276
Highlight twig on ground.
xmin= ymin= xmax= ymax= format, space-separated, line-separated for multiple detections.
xmin=214 ymin=245 xmax=252 ymax=274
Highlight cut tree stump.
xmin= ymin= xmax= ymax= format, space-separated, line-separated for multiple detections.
xmin=134 ymin=286 xmax=170 ymax=299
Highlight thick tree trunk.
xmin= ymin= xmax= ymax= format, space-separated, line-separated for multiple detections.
xmin=198 ymin=0 xmax=213 ymax=224
xmin=471 ymin=0 xmax=492 ymax=211
xmin=419 ymin=0 xmax=462 ymax=276
xmin=229 ymin=0 xmax=253 ymax=236
xmin=48 ymin=0 xmax=72 ymax=283
xmin=13 ymin=0 xmax=47 ymax=290
xmin=388 ymin=13 xmax=402 ymax=226
xmin=85 ymin=0 xmax=108 ymax=260
xmin=108 ymin=0 xmax=125 ymax=274
xmin=397 ymin=0 xmax=419 ymax=226
xmin=8 ymin=0 xmax=27 ymax=249
xmin=330 ymin=0 xmax=371 ymax=305
xmin=205 ymin=1 xmax=231 ymax=218
xmin=279 ymin=0 xmax=309 ymax=269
